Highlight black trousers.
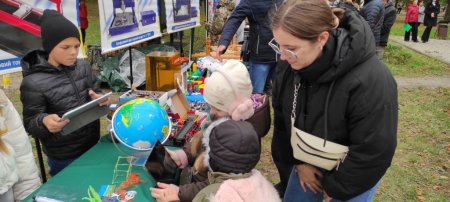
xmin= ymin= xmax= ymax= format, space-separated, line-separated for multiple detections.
xmin=404 ymin=22 xmax=419 ymax=42
xmin=421 ymin=26 xmax=433 ymax=42
xmin=81 ymin=29 xmax=86 ymax=44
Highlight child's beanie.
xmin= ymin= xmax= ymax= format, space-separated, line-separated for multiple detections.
xmin=203 ymin=60 xmax=254 ymax=121
xmin=40 ymin=10 xmax=80 ymax=53
xmin=202 ymin=119 xmax=261 ymax=174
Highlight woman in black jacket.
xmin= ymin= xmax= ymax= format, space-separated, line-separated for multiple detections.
xmin=421 ymin=0 xmax=440 ymax=43
xmin=20 ymin=10 xmax=107 ymax=176
xmin=270 ymin=0 xmax=397 ymax=201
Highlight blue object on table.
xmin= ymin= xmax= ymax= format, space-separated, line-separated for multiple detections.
xmin=112 ymin=98 xmax=171 ymax=151
xmin=185 ymin=94 xmax=204 ymax=102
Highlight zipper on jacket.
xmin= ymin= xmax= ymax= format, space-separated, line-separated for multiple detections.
xmin=256 ymin=34 xmax=260 ymax=54
xmin=63 ymin=69 xmax=82 ymax=105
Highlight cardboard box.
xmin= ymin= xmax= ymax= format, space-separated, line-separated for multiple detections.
xmin=167 ymin=89 xmax=190 ymax=119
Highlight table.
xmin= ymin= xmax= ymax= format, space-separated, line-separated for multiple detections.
xmin=23 ymin=139 xmax=156 ymax=202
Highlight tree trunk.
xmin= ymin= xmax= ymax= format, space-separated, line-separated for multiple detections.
xmin=444 ymin=1 xmax=450 ymax=22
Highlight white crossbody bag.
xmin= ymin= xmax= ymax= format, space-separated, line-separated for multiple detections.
xmin=290 ymin=81 xmax=349 ymax=171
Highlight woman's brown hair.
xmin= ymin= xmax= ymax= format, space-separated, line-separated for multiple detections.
xmin=271 ymin=0 xmax=344 ymax=41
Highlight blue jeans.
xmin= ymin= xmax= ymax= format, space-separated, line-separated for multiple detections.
xmin=48 ymin=157 xmax=76 ymax=176
xmin=284 ymin=167 xmax=380 ymax=202
xmin=249 ymin=62 xmax=277 ymax=94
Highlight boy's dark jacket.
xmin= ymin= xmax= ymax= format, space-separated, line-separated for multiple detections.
xmin=20 ymin=50 xmax=100 ymax=160
xmin=272 ymin=11 xmax=397 ymax=200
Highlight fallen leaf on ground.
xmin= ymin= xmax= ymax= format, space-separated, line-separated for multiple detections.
xmin=417 ymin=196 xmax=426 ymax=202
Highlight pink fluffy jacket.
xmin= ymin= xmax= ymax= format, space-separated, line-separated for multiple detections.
xmin=208 ymin=169 xmax=281 ymax=202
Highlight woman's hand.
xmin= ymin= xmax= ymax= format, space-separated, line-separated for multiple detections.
xmin=323 ymin=191 xmax=333 ymax=202
xmin=296 ymin=164 xmax=323 ymax=193
xmin=88 ymin=90 xmax=110 ymax=106
xmin=43 ymin=114 xmax=69 ymax=133
xmin=150 ymin=182 xmax=180 ymax=202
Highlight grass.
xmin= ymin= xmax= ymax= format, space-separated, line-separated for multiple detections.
xmin=383 ymin=42 xmax=450 ymax=76
xmin=374 ymin=88 xmax=450 ymax=201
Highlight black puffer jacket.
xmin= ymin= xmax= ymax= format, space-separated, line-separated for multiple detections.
xmin=380 ymin=0 xmax=397 ymax=47
xmin=424 ymin=2 xmax=440 ymax=27
xmin=219 ymin=0 xmax=282 ymax=63
xmin=360 ymin=0 xmax=385 ymax=46
xmin=20 ymin=50 xmax=100 ymax=160
xmin=272 ymin=11 xmax=397 ymax=200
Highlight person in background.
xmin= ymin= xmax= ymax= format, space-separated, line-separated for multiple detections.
xmin=150 ymin=60 xmax=258 ymax=202
xmin=360 ymin=0 xmax=385 ymax=58
xmin=379 ymin=0 xmax=397 ymax=59
xmin=397 ymin=1 xmax=404 ymax=13
xmin=216 ymin=0 xmax=283 ymax=95
xmin=0 ymin=89 xmax=41 ymax=201
xmin=270 ymin=0 xmax=397 ymax=201
xmin=79 ymin=0 xmax=88 ymax=44
xmin=191 ymin=120 xmax=280 ymax=202
xmin=421 ymin=0 xmax=440 ymax=43
xmin=418 ymin=1 xmax=426 ymax=26
xmin=20 ymin=10 xmax=108 ymax=177
xmin=405 ymin=0 xmax=420 ymax=42
xmin=337 ymin=0 xmax=360 ymax=12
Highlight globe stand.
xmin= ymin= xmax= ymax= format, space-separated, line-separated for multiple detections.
xmin=110 ymin=130 xmax=156 ymax=167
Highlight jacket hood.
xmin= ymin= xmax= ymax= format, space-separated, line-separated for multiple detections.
xmin=315 ymin=10 xmax=376 ymax=83
xmin=21 ymin=50 xmax=65 ymax=77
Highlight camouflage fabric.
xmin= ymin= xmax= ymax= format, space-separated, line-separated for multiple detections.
xmin=206 ymin=0 xmax=236 ymax=35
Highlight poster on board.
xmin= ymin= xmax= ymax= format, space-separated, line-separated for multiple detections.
xmin=98 ymin=0 xmax=162 ymax=54
xmin=0 ymin=0 xmax=79 ymax=74
xmin=163 ymin=0 xmax=200 ymax=33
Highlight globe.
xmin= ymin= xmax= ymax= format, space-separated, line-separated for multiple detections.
xmin=111 ymin=98 xmax=170 ymax=152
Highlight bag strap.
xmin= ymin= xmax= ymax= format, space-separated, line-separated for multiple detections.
xmin=291 ymin=76 xmax=337 ymax=147
xmin=323 ymin=80 xmax=336 ymax=147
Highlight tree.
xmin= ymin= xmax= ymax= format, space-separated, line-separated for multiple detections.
xmin=444 ymin=0 xmax=449 ymax=22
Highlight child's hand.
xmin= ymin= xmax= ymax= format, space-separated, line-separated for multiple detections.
xmin=43 ymin=114 xmax=69 ymax=133
xmin=150 ymin=182 xmax=180 ymax=202
xmin=88 ymin=90 xmax=109 ymax=106
xmin=165 ymin=148 xmax=188 ymax=169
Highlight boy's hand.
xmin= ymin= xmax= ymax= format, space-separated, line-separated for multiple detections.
xmin=88 ymin=90 xmax=109 ymax=106
xmin=43 ymin=114 xmax=69 ymax=133
xmin=150 ymin=182 xmax=180 ymax=202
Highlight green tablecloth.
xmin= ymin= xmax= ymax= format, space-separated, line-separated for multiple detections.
xmin=22 ymin=140 xmax=156 ymax=202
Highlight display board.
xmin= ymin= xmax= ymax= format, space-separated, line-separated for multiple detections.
xmin=163 ymin=0 xmax=200 ymax=33
xmin=98 ymin=0 xmax=162 ymax=54
xmin=0 ymin=0 xmax=78 ymax=74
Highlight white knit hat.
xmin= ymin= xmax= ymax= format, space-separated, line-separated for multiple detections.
xmin=203 ymin=60 xmax=254 ymax=121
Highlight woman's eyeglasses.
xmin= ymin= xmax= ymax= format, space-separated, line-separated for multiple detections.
xmin=268 ymin=38 xmax=300 ymax=60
